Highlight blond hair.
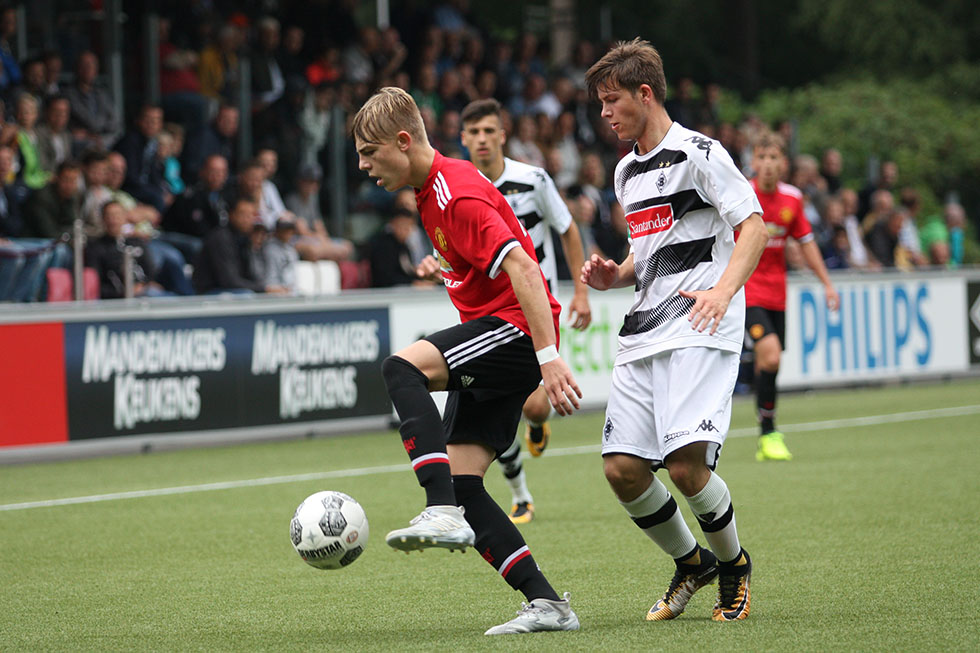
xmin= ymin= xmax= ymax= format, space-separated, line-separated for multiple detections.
xmin=753 ymin=131 xmax=786 ymax=154
xmin=351 ymin=87 xmax=426 ymax=144
xmin=585 ymin=38 xmax=666 ymax=105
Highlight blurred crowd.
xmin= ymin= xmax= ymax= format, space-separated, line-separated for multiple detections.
xmin=0 ymin=1 xmax=972 ymax=302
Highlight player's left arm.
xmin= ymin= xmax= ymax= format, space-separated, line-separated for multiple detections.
xmin=799 ymin=238 xmax=841 ymax=310
xmin=558 ymin=220 xmax=592 ymax=330
xmin=680 ymin=212 xmax=768 ymax=334
xmin=501 ymin=247 xmax=582 ymax=416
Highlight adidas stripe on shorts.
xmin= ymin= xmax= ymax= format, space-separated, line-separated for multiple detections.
xmin=601 ymin=346 xmax=739 ymax=470
xmin=424 ymin=316 xmax=542 ymax=456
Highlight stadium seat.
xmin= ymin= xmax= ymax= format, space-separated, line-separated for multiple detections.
xmin=338 ymin=259 xmax=372 ymax=289
xmin=294 ymin=261 xmax=318 ymax=296
xmin=46 ymin=268 xmax=101 ymax=302
xmin=316 ymin=260 xmax=342 ymax=294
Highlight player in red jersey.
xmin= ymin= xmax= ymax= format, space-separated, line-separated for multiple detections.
xmin=352 ymin=87 xmax=581 ymax=636
xmin=744 ymin=132 xmax=839 ymax=461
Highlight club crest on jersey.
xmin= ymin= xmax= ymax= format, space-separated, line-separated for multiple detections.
xmin=657 ymin=171 xmax=667 ymax=192
xmin=434 ymin=227 xmax=448 ymax=251
xmin=780 ymin=207 xmax=794 ymax=223
xmin=626 ymin=204 xmax=673 ymax=238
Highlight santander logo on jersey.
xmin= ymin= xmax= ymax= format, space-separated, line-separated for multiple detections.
xmin=627 ymin=204 xmax=674 ymax=238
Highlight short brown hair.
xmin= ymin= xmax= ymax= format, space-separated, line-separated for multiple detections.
xmin=351 ymin=86 xmax=426 ymax=144
xmin=585 ymin=38 xmax=666 ymax=105
xmin=753 ymin=131 xmax=786 ymax=154
xmin=460 ymin=98 xmax=502 ymax=126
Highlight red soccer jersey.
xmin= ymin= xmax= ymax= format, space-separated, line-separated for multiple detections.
xmin=742 ymin=180 xmax=814 ymax=311
xmin=415 ymin=150 xmax=561 ymax=337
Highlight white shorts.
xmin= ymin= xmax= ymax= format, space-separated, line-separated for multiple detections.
xmin=601 ymin=347 xmax=739 ymax=469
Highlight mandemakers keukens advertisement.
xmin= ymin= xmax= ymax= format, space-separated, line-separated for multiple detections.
xmin=63 ymin=309 xmax=391 ymax=440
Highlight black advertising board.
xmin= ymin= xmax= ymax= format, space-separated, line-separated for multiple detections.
xmin=63 ymin=308 xmax=391 ymax=439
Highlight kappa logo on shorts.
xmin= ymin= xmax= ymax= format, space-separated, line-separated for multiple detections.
xmin=694 ymin=419 xmax=718 ymax=433
xmin=664 ymin=430 xmax=689 ymax=443
xmin=603 ymin=417 xmax=614 ymax=441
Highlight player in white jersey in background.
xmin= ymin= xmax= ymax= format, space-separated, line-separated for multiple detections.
xmin=582 ymin=39 xmax=768 ymax=622
xmin=461 ymin=98 xmax=592 ymax=524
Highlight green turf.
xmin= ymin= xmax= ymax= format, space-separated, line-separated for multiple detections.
xmin=1 ymin=379 xmax=979 ymax=651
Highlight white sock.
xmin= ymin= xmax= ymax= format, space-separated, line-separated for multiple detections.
xmin=498 ymin=440 xmax=532 ymax=504
xmin=621 ymin=475 xmax=698 ymax=560
xmin=685 ymin=472 xmax=741 ymax=563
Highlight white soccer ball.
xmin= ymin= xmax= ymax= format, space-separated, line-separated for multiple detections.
xmin=290 ymin=491 xmax=369 ymax=570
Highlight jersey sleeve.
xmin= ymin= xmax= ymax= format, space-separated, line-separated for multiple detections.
xmin=534 ymin=169 xmax=573 ymax=234
xmin=788 ymin=194 xmax=814 ymax=242
xmin=448 ymin=197 xmax=521 ymax=279
xmin=689 ymin=143 xmax=762 ymax=229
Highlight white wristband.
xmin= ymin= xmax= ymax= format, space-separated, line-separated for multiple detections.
xmin=535 ymin=345 xmax=560 ymax=365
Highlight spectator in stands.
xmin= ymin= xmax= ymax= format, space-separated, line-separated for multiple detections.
xmin=64 ymin=51 xmax=121 ymax=150
xmin=85 ymin=201 xmax=165 ymax=299
xmin=21 ymin=159 xmax=82 ymax=239
xmin=368 ymin=207 xmax=435 ymax=288
xmin=114 ymin=104 xmax=166 ymax=212
xmin=13 ymin=94 xmax=51 ymax=191
xmin=158 ymin=16 xmax=208 ymax=136
xmin=278 ymin=25 xmax=307 ymax=81
xmin=158 ymin=123 xmax=185 ymax=197
xmin=42 ymin=50 xmax=62 ymax=96
xmin=16 ymin=58 xmax=47 ymax=111
xmin=262 ymin=216 xmax=299 ymax=293
xmin=578 ymin=151 xmax=625 ymax=260
xmin=838 ymin=187 xmax=875 ymax=268
xmin=858 ymin=159 xmax=898 ymax=220
xmin=867 ymin=207 xmax=917 ymax=269
xmin=0 ymin=143 xmax=22 ymax=237
xmin=80 ymin=148 xmax=113 ymax=237
xmin=263 ymin=75 xmax=308 ymax=193
xmin=104 ymin=151 xmax=161 ymax=235
xmin=507 ymin=114 xmax=545 ymax=168
xmin=198 ymin=23 xmax=243 ymax=104
xmin=822 ymin=225 xmax=852 ymax=270
xmin=820 ymin=148 xmax=843 ymax=194
xmin=552 ymin=111 xmax=581 ymax=189
xmin=181 ymin=103 xmax=239 ymax=184
xmin=411 ymin=63 xmax=442 ymax=118
xmin=897 ymin=187 xmax=927 ymax=267
xmin=228 ymin=159 xmax=286 ymax=231
xmin=305 ymin=44 xmax=343 ymax=87
xmin=376 ymin=26 xmax=409 ymax=83
xmin=0 ymin=6 xmax=21 ymax=91
xmin=163 ymin=154 xmax=229 ymax=248
xmin=343 ymin=26 xmax=379 ymax=86
xmin=943 ymin=202 xmax=967 ymax=267
xmin=192 ymin=197 xmax=287 ymax=294
xmin=36 ymin=96 xmax=73 ymax=173
xmin=285 ymin=162 xmax=354 ymax=262
xmin=255 ymin=148 xmax=291 ymax=226
xmin=298 ymin=82 xmax=333 ymax=166
xmin=664 ymin=77 xmax=697 ymax=127
xmin=250 ymin=17 xmax=286 ymax=114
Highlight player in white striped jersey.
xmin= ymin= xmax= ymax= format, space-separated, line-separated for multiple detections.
xmin=583 ymin=39 xmax=768 ymax=622
xmin=461 ymin=98 xmax=592 ymax=525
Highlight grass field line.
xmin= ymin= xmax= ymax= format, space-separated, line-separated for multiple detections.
xmin=2 ymin=404 xmax=977 ymax=513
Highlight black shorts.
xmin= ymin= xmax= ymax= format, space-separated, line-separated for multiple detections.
xmin=745 ymin=306 xmax=785 ymax=350
xmin=423 ymin=315 xmax=541 ymax=457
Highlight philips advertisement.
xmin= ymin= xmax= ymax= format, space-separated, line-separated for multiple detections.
xmin=780 ymin=276 xmax=970 ymax=388
xmin=63 ymin=309 xmax=391 ymax=440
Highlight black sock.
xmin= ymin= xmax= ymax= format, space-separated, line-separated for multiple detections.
xmin=453 ymin=474 xmax=559 ymax=602
xmin=756 ymin=370 xmax=778 ymax=434
xmin=382 ymin=355 xmax=455 ymax=506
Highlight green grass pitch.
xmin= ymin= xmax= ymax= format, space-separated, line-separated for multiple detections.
xmin=1 ymin=379 xmax=979 ymax=651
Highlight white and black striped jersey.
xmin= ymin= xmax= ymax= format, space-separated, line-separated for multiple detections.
xmin=492 ymin=157 xmax=573 ymax=292
xmin=613 ymin=122 xmax=763 ymax=364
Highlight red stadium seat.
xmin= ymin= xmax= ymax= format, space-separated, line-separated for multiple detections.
xmin=46 ymin=268 xmax=101 ymax=302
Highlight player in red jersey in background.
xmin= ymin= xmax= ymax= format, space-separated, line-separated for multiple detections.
xmin=352 ymin=87 xmax=581 ymax=636
xmin=744 ymin=132 xmax=840 ymax=461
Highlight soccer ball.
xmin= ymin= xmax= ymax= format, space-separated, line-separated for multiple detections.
xmin=290 ymin=491 xmax=369 ymax=570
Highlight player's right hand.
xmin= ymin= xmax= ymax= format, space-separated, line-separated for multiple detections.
xmin=540 ymin=357 xmax=582 ymax=416
xmin=416 ymin=255 xmax=442 ymax=282
xmin=580 ymin=254 xmax=619 ymax=291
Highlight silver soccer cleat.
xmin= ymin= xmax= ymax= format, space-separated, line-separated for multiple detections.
xmin=385 ymin=505 xmax=475 ymax=553
xmin=484 ymin=592 xmax=580 ymax=635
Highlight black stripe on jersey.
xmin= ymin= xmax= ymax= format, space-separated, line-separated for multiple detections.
xmin=620 ymin=294 xmax=696 ymax=337
xmin=497 ymin=181 xmax=535 ymax=195
xmin=625 ymin=188 xmax=711 ymax=219
xmin=534 ymin=244 xmax=546 ymax=265
xmin=634 ymin=236 xmax=715 ymax=289
xmin=616 ymin=149 xmax=688 ymax=196
xmin=486 ymin=238 xmax=519 ymax=277
xmin=631 ymin=496 xmax=680 ymax=529
xmin=516 ymin=211 xmax=544 ymax=230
